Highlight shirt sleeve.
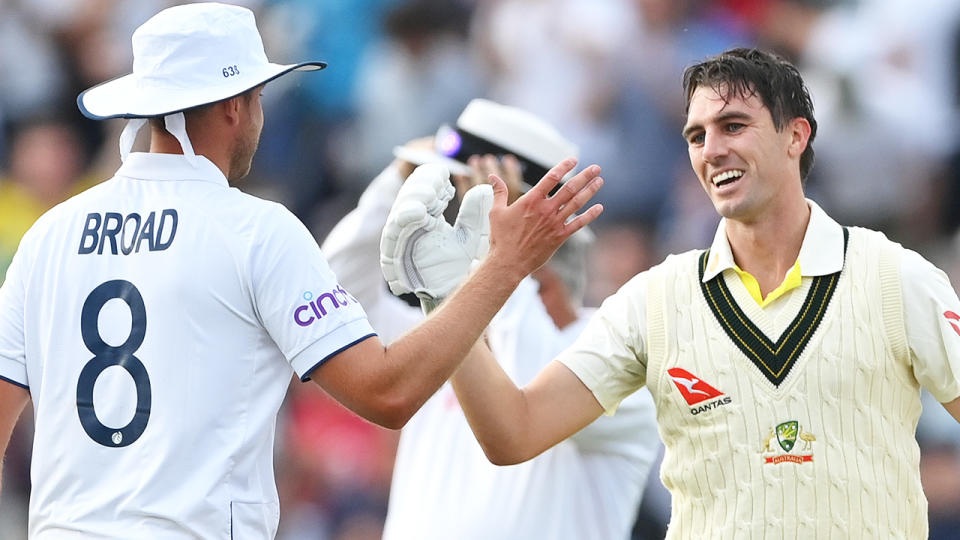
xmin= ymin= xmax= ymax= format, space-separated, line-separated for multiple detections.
xmin=0 ymin=239 xmax=30 ymax=389
xmin=901 ymin=248 xmax=960 ymax=403
xmin=556 ymin=273 xmax=649 ymax=414
xmin=250 ymin=204 xmax=376 ymax=380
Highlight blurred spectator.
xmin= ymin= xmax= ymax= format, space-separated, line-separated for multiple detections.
xmin=246 ymin=0 xmax=398 ymax=226
xmin=276 ymin=382 xmax=398 ymax=540
xmin=585 ymin=223 xmax=658 ymax=307
xmin=343 ymin=0 xmax=481 ymax=194
xmin=0 ymin=1 xmax=173 ymax=173
xmin=0 ymin=119 xmax=88 ymax=282
xmin=0 ymin=118 xmax=90 ymax=539
xmin=471 ymin=0 xmax=634 ymax=211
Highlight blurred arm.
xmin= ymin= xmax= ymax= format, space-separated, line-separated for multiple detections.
xmin=0 ymin=380 xmax=28 ymax=492
xmin=321 ymin=164 xmax=404 ymax=306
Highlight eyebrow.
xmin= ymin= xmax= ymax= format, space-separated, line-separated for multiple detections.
xmin=682 ymin=110 xmax=753 ymax=140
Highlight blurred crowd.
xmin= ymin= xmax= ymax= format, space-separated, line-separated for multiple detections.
xmin=1 ymin=0 xmax=960 ymax=538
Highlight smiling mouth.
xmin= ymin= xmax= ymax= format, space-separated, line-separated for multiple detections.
xmin=712 ymin=169 xmax=744 ymax=187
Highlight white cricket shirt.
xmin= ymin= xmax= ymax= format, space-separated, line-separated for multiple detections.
xmin=0 ymin=153 xmax=375 ymax=539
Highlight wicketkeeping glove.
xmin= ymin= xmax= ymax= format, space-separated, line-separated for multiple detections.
xmin=380 ymin=163 xmax=493 ymax=311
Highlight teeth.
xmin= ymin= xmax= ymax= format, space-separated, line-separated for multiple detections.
xmin=712 ymin=170 xmax=744 ymax=185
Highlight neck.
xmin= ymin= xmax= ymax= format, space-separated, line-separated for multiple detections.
xmin=725 ymin=197 xmax=810 ymax=296
xmin=149 ymin=123 xmax=231 ymax=178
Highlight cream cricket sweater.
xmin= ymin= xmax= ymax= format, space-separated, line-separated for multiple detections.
xmin=645 ymin=227 xmax=925 ymax=539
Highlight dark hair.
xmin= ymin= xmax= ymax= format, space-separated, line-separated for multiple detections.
xmin=682 ymin=48 xmax=818 ymax=180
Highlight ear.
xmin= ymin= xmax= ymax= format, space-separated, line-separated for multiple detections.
xmin=220 ymin=95 xmax=244 ymax=128
xmin=786 ymin=116 xmax=811 ymax=160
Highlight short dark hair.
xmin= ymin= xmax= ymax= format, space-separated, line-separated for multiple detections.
xmin=682 ymin=48 xmax=818 ymax=180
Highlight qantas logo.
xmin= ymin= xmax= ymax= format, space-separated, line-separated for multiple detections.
xmin=668 ymin=368 xmax=723 ymax=405
xmin=667 ymin=368 xmax=732 ymax=415
xmin=945 ymin=311 xmax=960 ymax=337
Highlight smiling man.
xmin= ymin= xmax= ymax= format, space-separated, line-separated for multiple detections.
xmin=387 ymin=47 xmax=960 ymax=538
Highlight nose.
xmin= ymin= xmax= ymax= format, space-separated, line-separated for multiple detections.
xmin=701 ymin=130 xmax=728 ymax=163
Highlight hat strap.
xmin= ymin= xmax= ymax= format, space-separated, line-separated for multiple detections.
xmin=164 ymin=113 xmax=201 ymax=168
xmin=119 ymin=113 xmax=200 ymax=168
xmin=119 ymin=118 xmax=147 ymax=162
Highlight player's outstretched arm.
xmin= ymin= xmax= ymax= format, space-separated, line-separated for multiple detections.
xmin=0 ymin=380 xmax=29 ymax=492
xmin=451 ymin=342 xmax=604 ymax=465
xmin=309 ymin=159 xmax=604 ymax=429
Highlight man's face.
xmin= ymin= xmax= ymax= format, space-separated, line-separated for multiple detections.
xmin=682 ymin=85 xmax=797 ymax=223
xmin=228 ymin=87 xmax=265 ymax=182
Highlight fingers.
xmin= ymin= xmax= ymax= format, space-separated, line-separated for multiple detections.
xmin=548 ymin=164 xmax=602 ymax=217
xmin=489 ymin=174 xmax=509 ymax=209
xmin=465 ymin=155 xmax=526 ymax=204
xmin=562 ymin=202 xmax=604 ymax=236
xmin=500 ymin=155 xmax=524 ymax=203
xmin=556 ymin=173 xmax=604 ymax=222
xmin=452 ymin=174 xmax=473 ymax=202
xmin=467 ymin=155 xmax=487 ymax=189
xmin=526 ymin=157 xmax=578 ymax=198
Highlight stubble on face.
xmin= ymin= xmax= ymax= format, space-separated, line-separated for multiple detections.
xmin=227 ymin=89 xmax=264 ymax=184
xmin=227 ymin=129 xmax=259 ymax=183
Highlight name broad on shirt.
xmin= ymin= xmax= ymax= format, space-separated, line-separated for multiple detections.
xmin=78 ymin=209 xmax=178 ymax=255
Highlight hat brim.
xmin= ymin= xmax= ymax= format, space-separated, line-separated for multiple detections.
xmin=77 ymin=61 xmax=326 ymax=120
xmin=391 ymin=146 xmax=473 ymax=177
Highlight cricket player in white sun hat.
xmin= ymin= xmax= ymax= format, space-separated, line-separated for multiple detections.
xmin=0 ymin=2 xmax=605 ymax=538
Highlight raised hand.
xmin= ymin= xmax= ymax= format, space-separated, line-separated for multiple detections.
xmin=485 ymin=158 xmax=603 ymax=281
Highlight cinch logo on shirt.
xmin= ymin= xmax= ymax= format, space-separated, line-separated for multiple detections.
xmin=667 ymin=367 xmax=731 ymax=415
xmin=293 ymin=286 xmax=358 ymax=327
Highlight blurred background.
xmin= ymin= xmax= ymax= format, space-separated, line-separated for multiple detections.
xmin=1 ymin=0 xmax=960 ymax=538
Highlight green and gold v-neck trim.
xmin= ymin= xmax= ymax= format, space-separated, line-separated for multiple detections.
xmin=697 ymin=228 xmax=849 ymax=386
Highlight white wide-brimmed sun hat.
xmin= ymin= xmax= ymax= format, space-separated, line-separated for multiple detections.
xmin=393 ymin=99 xmax=579 ymax=190
xmin=77 ymin=2 xmax=326 ymax=162
xmin=78 ymin=2 xmax=325 ymax=119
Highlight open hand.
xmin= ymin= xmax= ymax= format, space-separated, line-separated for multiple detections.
xmin=485 ymin=158 xmax=603 ymax=281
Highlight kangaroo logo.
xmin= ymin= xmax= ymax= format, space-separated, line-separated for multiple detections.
xmin=667 ymin=368 xmax=724 ymax=406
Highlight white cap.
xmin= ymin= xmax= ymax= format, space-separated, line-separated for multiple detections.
xmin=77 ymin=2 xmax=325 ymax=119
xmin=393 ymin=99 xmax=578 ymax=189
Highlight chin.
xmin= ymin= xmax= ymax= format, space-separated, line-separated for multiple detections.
xmin=712 ymin=198 xmax=749 ymax=220
xmin=227 ymin=160 xmax=254 ymax=184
